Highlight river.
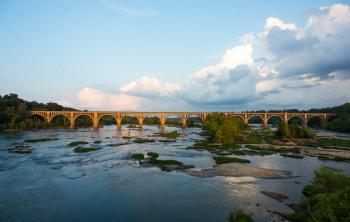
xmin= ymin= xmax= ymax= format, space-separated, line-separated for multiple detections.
xmin=1 ymin=125 xmax=349 ymax=222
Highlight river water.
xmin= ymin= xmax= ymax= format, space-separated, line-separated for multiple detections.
xmin=0 ymin=125 xmax=349 ymax=222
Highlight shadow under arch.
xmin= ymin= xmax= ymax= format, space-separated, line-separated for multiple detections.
xmin=247 ymin=115 xmax=264 ymax=128
xmin=288 ymin=116 xmax=304 ymax=127
xmin=267 ymin=116 xmax=284 ymax=128
xmin=143 ymin=116 xmax=161 ymax=126
xmin=74 ymin=114 xmax=93 ymax=128
xmin=98 ymin=115 xmax=117 ymax=127
xmin=165 ymin=114 xmax=180 ymax=127
xmin=50 ymin=114 xmax=71 ymax=127
xmin=307 ymin=116 xmax=324 ymax=128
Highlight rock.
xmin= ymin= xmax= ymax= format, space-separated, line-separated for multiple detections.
xmin=216 ymin=150 xmax=232 ymax=155
xmin=280 ymin=153 xmax=304 ymax=159
xmin=286 ymin=203 xmax=308 ymax=215
xmin=8 ymin=145 xmax=32 ymax=154
xmin=261 ymin=191 xmax=288 ymax=202
xmin=183 ymin=163 xmax=294 ymax=179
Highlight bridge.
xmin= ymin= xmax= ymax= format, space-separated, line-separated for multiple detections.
xmin=28 ymin=111 xmax=330 ymax=129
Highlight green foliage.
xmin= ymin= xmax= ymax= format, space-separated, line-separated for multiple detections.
xmin=24 ymin=138 xmax=58 ymax=143
xmin=131 ymin=153 xmax=144 ymax=160
xmin=147 ymin=152 xmax=159 ymax=159
xmin=149 ymin=158 xmax=183 ymax=166
xmin=203 ymin=114 xmax=242 ymax=144
xmin=68 ymin=141 xmax=89 ymax=147
xmin=275 ymin=124 xmax=315 ymax=139
xmin=286 ymin=167 xmax=350 ymax=222
xmin=73 ymin=147 xmax=99 ymax=153
xmin=133 ymin=138 xmax=156 ymax=143
xmin=153 ymin=130 xmax=180 ymax=138
xmin=213 ymin=156 xmax=250 ymax=164
xmin=316 ymin=138 xmax=350 ymax=148
xmin=229 ymin=210 xmax=253 ymax=222
xmin=325 ymin=113 xmax=350 ymax=133
xmin=0 ymin=93 xmax=75 ymax=131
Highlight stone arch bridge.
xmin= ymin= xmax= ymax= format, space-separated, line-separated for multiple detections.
xmin=28 ymin=111 xmax=330 ymax=129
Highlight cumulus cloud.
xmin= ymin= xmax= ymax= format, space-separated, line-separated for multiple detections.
xmin=120 ymin=76 xmax=181 ymax=98
xmin=72 ymin=3 xmax=350 ymax=110
xmin=76 ymin=87 xmax=139 ymax=110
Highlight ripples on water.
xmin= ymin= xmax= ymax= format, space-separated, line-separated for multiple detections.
xmin=0 ymin=125 xmax=349 ymax=222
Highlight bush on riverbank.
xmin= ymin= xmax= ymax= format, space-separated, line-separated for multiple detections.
xmin=275 ymin=124 xmax=315 ymax=139
xmin=283 ymin=167 xmax=350 ymax=221
xmin=229 ymin=210 xmax=253 ymax=222
xmin=203 ymin=114 xmax=242 ymax=144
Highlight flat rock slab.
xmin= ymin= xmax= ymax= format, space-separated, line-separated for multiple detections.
xmin=261 ymin=191 xmax=288 ymax=202
xmin=183 ymin=163 xmax=293 ymax=179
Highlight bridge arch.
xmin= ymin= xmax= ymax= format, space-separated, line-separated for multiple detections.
xmin=267 ymin=115 xmax=284 ymax=127
xmin=288 ymin=115 xmax=305 ymax=127
xmin=307 ymin=115 xmax=324 ymax=128
xmin=29 ymin=113 xmax=47 ymax=122
xmin=247 ymin=115 xmax=265 ymax=127
xmin=74 ymin=114 xmax=94 ymax=128
xmin=50 ymin=114 xmax=71 ymax=127
xmin=98 ymin=114 xmax=117 ymax=127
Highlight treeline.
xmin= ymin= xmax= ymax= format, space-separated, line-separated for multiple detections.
xmin=0 ymin=94 xmax=76 ymax=130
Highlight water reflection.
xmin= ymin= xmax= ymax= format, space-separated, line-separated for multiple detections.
xmin=0 ymin=125 xmax=349 ymax=222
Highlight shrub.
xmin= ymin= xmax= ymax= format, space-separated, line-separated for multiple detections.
xmin=229 ymin=210 xmax=253 ymax=222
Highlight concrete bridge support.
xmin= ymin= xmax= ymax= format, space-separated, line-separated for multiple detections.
xmin=181 ymin=118 xmax=188 ymax=128
xmin=138 ymin=113 xmax=144 ymax=128
xmin=160 ymin=113 xmax=166 ymax=129
xmin=117 ymin=113 xmax=122 ymax=129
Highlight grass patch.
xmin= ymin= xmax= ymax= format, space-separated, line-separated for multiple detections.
xmin=187 ymin=140 xmax=240 ymax=152
xmin=133 ymin=138 xmax=156 ymax=143
xmin=229 ymin=209 xmax=253 ymax=222
xmin=73 ymin=147 xmax=99 ymax=153
xmin=131 ymin=153 xmax=144 ymax=160
xmin=153 ymin=130 xmax=180 ymax=138
xmin=68 ymin=141 xmax=89 ymax=147
xmin=245 ymin=144 xmax=295 ymax=154
xmin=24 ymin=138 xmax=58 ymax=143
xmin=213 ymin=156 xmax=250 ymax=164
xmin=316 ymin=138 xmax=350 ymax=149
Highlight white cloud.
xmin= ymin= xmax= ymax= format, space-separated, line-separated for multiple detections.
xmin=76 ymin=87 xmax=139 ymax=110
xmin=71 ymin=3 xmax=350 ymax=111
xmin=190 ymin=44 xmax=253 ymax=81
xmin=120 ymin=76 xmax=181 ymax=98
xmin=264 ymin=17 xmax=297 ymax=32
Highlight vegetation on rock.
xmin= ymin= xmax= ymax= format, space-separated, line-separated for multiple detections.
xmin=283 ymin=167 xmax=350 ymax=221
xmin=203 ymin=114 xmax=242 ymax=144
xmin=228 ymin=210 xmax=253 ymax=222
xmin=68 ymin=141 xmax=89 ymax=147
xmin=213 ymin=156 xmax=250 ymax=164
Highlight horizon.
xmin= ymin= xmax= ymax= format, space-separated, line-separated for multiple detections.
xmin=1 ymin=1 xmax=350 ymax=111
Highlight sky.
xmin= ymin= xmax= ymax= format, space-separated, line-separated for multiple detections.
xmin=1 ymin=0 xmax=350 ymax=111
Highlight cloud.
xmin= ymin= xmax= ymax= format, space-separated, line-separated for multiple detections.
xmin=71 ymin=3 xmax=350 ymax=111
xmin=120 ymin=76 xmax=181 ymax=98
xmin=98 ymin=0 xmax=157 ymax=16
xmin=76 ymin=87 xmax=139 ymax=110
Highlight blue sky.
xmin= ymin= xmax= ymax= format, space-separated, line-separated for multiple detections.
xmin=1 ymin=0 xmax=350 ymax=111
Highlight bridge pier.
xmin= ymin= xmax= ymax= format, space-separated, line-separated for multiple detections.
xmin=138 ymin=113 xmax=143 ymax=128
xmin=160 ymin=113 xmax=166 ymax=129
xmin=181 ymin=118 xmax=188 ymax=128
xmin=116 ymin=113 xmax=122 ymax=129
